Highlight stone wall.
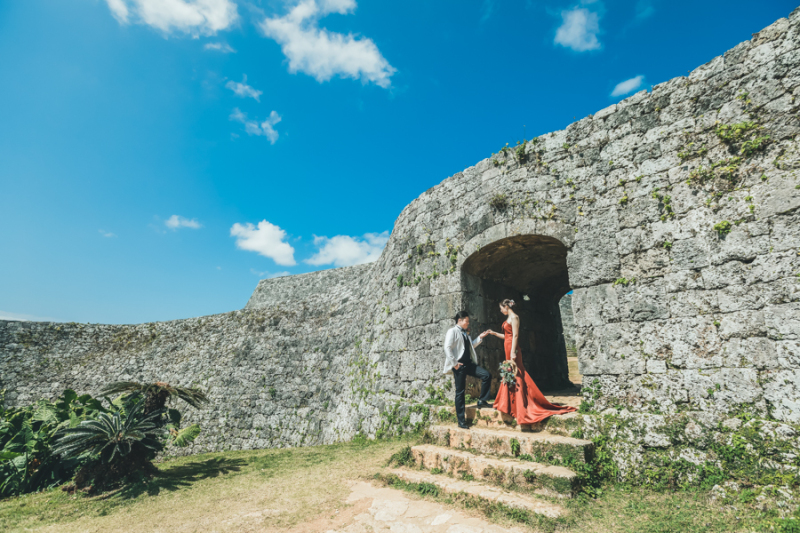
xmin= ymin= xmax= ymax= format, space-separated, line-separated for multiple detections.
xmin=0 ymin=265 xmax=396 ymax=453
xmin=2 ymin=8 xmax=800 ymax=464
xmin=559 ymin=294 xmax=576 ymax=355
xmin=359 ymin=9 xmax=800 ymax=427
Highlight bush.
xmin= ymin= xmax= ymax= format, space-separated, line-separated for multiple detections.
xmin=0 ymin=381 xmax=208 ymax=497
xmin=0 ymin=389 xmax=108 ymax=497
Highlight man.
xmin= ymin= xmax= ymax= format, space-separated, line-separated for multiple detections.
xmin=443 ymin=311 xmax=493 ymax=429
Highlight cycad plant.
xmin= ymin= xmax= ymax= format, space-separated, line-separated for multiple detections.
xmin=53 ymin=399 xmax=165 ymax=490
xmin=98 ymin=382 xmax=207 ymax=453
xmin=99 ymin=381 xmax=209 ymax=414
xmin=52 ymin=400 xmax=165 ymax=464
xmin=52 ymin=382 xmax=208 ymax=492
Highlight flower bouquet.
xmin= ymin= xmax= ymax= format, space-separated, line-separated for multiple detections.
xmin=499 ymin=360 xmax=518 ymax=388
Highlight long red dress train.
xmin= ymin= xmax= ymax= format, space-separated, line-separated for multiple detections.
xmin=493 ymin=320 xmax=576 ymax=424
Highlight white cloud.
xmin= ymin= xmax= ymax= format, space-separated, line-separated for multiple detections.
xmin=225 ymin=75 xmax=262 ymax=101
xmin=165 ymin=215 xmax=202 ymax=230
xmin=260 ymin=0 xmax=395 ymax=88
xmin=99 ymin=229 xmax=117 ymax=238
xmin=554 ymin=6 xmax=601 ymax=52
xmin=231 ymin=220 xmax=296 ymax=266
xmin=103 ymin=0 xmax=238 ymax=36
xmin=204 ymin=41 xmax=236 ymax=53
xmin=305 ymin=231 xmax=389 ymax=267
xmin=229 ymin=108 xmax=282 ymax=144
xmin=106 ymin=0 xmax=130 ymax=22
xmin=0 ymin=310 xmax=60 ymax=322
xmin=611 ymin=75 xmax=645 ymax=97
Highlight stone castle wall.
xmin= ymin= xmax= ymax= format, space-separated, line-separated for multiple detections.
xmin=559 ymin=294 xmax=576 ymax=354
xmin=2 ymin=8 xmax=800 ymax=459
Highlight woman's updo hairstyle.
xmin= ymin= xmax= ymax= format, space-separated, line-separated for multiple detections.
xmin=500 ymin=299 xmax=515 ymax=308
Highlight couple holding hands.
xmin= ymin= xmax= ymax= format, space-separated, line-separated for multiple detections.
xmin=442 ymin=299 xmax=575 ymax=429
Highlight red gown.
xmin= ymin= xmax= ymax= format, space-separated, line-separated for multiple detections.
xmin=493 ymin=320 xmax=576 ymax=423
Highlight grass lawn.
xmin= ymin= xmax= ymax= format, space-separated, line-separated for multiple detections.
xmin=0 ymin=437 xmax=789 ymax=533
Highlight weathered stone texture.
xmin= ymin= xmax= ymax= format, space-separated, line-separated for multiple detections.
xmin=2 ymin=8 xmax=800 ymax=455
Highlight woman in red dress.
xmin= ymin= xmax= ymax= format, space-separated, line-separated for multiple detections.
xmin=487 ymin=299 xmax=576 ymax=424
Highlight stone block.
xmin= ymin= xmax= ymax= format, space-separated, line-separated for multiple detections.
xmin=618 ymin=283 xmax=671 ymax=322
xmin=646 ymin=359 xmax=667 ymax=374
xmin=765 ymin=302 xmax=800 ymax=340
xmin=701 ymin=260 xmax=747 ymax=289
xmin=718 ymin=309 xmax=766 ymax=339
xmin=577 ymin=323 xmax=646 ymax=375
xmin=724 ymin=337 xmax=779 ymax=370
xmin=777 ymin=340 xmax=800 ymax=368
xmin=668 ymin=289 xmax=719 ymax=318
xmin=664 ymin=270 xmax=705 ymax=293
xmin=620 ymin=248 xmax=671 ymax=279
xmin=568 ymin=208 xmax=621 ymax=287
xmin=571 ymin=284 xmax=620 ymax=327
xmin=762 ymin=369 xmax=800 ymax=423
xmin=672 ymin=237 xmax=711 ymax=270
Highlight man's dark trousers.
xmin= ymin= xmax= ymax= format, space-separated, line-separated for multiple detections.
xmin=452 ymin=359 xmax=492 ymax=427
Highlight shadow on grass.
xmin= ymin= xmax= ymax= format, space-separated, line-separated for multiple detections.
xmin=117 ymin=457 xmax=246 ymax=499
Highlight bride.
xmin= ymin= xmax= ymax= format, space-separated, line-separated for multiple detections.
xmin=485 ymin=299 xmax=576 ymax=423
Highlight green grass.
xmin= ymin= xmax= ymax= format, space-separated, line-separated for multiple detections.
xmin=0 ymin=439 xmax=410 ymax=533
xmin=0 ymin=438 xmax=789 ymax=533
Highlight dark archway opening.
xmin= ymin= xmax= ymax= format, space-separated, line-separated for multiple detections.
xmin=461 ymin=235 xmax=576 ymax=395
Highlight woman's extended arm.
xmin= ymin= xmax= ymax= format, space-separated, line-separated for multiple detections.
xmin=509 ymin=316 xmax=520 ymax=361
xmin=485 ymin=329 xmax=504 ymax=339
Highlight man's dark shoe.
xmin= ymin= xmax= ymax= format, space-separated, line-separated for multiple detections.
xmin=458 ymin=424 xmax=470 ymax=429
xmin=476 ymin=401 xmax=492 ymax=409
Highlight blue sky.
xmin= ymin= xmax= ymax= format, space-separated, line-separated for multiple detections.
xmin=0 ymin=0 xmax=796 ymax=324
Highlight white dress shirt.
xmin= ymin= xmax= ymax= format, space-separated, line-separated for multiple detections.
xmin=442 ymin=325 xmax=483 ymax=374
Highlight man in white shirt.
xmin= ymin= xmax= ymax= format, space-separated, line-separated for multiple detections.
xmin=443 ymin=310 xmax=492 ymax=429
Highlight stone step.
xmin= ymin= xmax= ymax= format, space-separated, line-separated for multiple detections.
xmin=410 ymin=444 xmax=577 ymax=497
xmin=429 ymin=425 xmax=594 ymax=465
xmin=389 ymin=468 xmax=565 ymax=518
xmin=447 ymin=405 xmax=581 ymax=432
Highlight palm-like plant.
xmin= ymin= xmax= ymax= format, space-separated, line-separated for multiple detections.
xmin=52 ymin=400 xmax=165 ymax=464
xmin=98 ymin=381 xmax=209 ymax=414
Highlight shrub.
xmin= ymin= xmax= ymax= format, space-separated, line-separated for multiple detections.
xmin=0 ymin=389 xmax=108 ymax=497
xmin=53 ymin=399 xmax=165 ymax=491
xmin=489 ymin=194 xmax=508 ymax=210
xmin=56 ymin=384 xmax=206 ymax=492
xmin=0 ymin=381 xmax=208 ymax=497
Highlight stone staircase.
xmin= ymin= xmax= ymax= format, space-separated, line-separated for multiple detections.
xmin=388 ymin=403 xmax=592 ymax=519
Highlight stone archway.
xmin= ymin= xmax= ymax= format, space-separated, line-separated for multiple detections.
xmin=461 ymin=234 xmax=575 ymax=394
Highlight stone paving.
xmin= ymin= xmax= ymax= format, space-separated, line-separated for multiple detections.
xmin=326 ymin=481 xmax=529 ymax=533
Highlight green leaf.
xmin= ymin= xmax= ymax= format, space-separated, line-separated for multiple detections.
xmin=61 ymin=389 xmax=78 ymax=405
xmin=82 ymin=398 xmax=106 ymax=414
xmin=171 ymin=424 xmax=201 ymax=447
xmin=167 ymin=409 xmax=182 ymax=427
xmin=32 ymin=403 xmax=59 ymax=426
xmin=0 ymin=450 xmax=22 ymax=461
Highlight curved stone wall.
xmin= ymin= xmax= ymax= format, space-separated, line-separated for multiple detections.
xmin=2 ymin=8 xmax=800 ymax=456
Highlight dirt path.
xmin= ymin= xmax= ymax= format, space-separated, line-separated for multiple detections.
xmin=312 ymin=481 xmax=525 ymax=533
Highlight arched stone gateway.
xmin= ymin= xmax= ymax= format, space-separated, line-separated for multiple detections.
xmin=460 ymin=234 xmax=574 ymax=394
xmin=2 ymin=9 xmax=800 ymax=474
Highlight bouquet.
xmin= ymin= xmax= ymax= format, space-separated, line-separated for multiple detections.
xmin=499 ymin=360 xmax=518 ymax=388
